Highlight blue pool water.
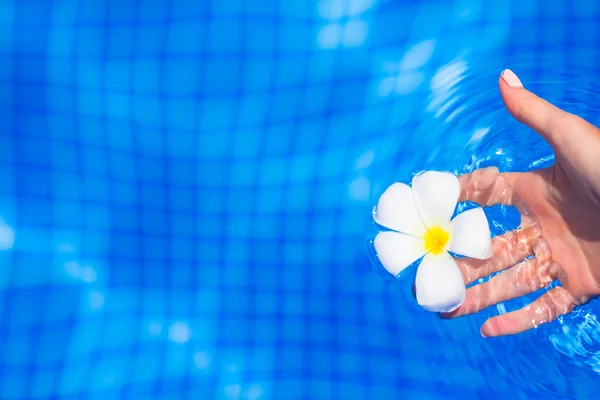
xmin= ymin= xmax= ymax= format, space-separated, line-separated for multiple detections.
xmin=2 ymin=0 xmax=600 ymax=398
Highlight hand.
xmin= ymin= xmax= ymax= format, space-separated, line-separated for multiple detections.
xmin=442 ymin=69 xmax=600 ymax=337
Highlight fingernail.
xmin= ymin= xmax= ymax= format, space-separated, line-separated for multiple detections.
xmin=480 ymin=328 xmax=487 ymax=338
xmin=501 ymin=69 xmax=523 ymax=88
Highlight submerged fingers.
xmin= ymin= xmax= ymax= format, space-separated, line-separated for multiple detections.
xmin=444 ymin=257 xmax=561 ymax=318
xmin=448 ymin=232 xmax=553 ymax=318
xmin=480 ymin=286 xmax=578 ymax=337
xmin=445 ymin=229 xmax=579 ymax=337
xmin=456 ymin=225 xmax=543 ymax=284
xmin=458 ymin=166 xmax=538 ymax=229
xmin=458 ymin=167 xmax=519 ymax=206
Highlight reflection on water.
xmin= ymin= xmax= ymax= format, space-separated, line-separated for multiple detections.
xmin=378 ymin=40 xmax=436 ymax=96
xmin=428 ymin=60 xmax=468 ymax=117
xmin=168 ymin=321 xmax=192 ymax=344
xmin=0 ymin=219 xmax=14 ymax=251
xmin=317 ymin=0 xmax=375 ymax=49
xmin=64 ymin=261 xmax=98 ymax=283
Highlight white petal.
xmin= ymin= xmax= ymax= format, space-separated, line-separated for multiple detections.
xmin=415 ymin=252 xmax=465 ymax=312
xmin=374 ymin=183 xmax=427 ymax=237
xmin=374 ymin=231 xmax=427 ymax=277
xmin=412 ymin=171 xmax=460 ymax=228
xmin=448 ymin=207 xmax=492 ymax=259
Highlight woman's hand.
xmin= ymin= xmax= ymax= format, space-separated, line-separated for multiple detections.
xmin=442 ymin=69 xmax=600 ymax=337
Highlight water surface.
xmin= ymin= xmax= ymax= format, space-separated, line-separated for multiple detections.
xmin=2 ymin=0 xmax=600 ymax=398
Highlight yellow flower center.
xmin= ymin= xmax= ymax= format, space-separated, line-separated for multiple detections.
xmin=423 ymin=226 xmax=450 ymax=255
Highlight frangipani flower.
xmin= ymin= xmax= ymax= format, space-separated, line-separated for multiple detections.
xmin=373 ymin=171 xmax=492 ymax=312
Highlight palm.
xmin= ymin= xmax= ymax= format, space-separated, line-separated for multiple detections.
xmin=517 ymin=165 xmax=600 ymax=297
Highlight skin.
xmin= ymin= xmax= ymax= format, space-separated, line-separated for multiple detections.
xmin=441 ymin=76 xmax=600 ymax=337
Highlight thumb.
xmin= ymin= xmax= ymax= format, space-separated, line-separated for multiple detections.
xmin=498 ymin=69 xmax=574 ymax=150
xmin=499 ymin=69 xmax=600 ymax=199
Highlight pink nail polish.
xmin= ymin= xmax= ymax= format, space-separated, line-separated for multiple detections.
xmin=501 ymin=69 xmax=523 ymax=88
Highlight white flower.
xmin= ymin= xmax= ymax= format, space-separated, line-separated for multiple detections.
xmin=373 ymin=171 xmax=492 ymax=312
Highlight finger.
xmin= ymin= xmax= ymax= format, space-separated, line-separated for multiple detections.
xmin=458 ymin=166 xmax=538 ymax=228
xmin=480 ymin=286 xmax=578 ymax=337
xmin=500 ymin=70 xmax=600 ymax=192
xmin=458 ymin=167 xmax=519 ymax=206
xmin=458 ymin=167 xmax=536 ymax=227
xmin=444 ymin=258 xmax=561 ymax=318
xmin=499 ymin=69 xmax=574 ymax=150
xmin=456 ymin=225 xmax=543 ymax=284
